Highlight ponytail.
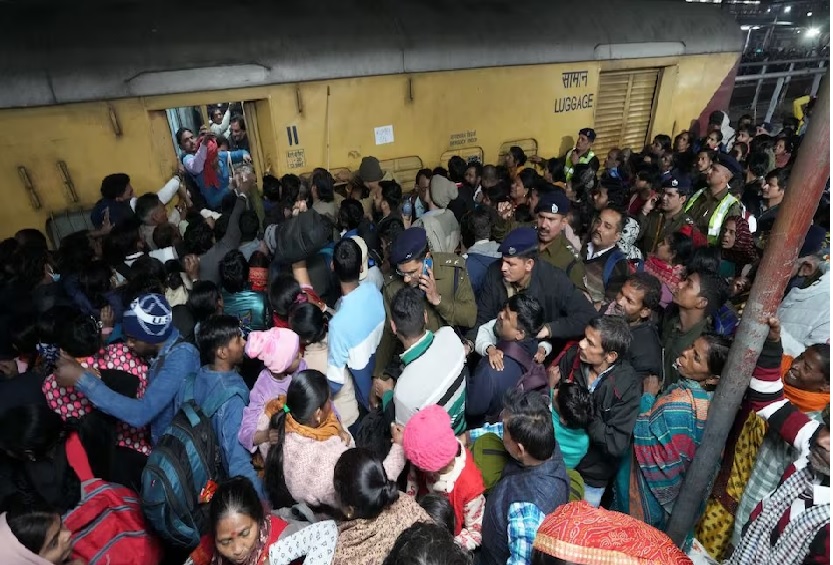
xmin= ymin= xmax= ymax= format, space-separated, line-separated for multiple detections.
xmin=263 ymin=411 xmax=292 ymax=509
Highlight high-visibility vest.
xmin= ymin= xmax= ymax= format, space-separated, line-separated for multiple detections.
xmin=564 ymin=150 xmax=596 ymax=181
xmin=685 ymin=188 xmax=738 ymax=244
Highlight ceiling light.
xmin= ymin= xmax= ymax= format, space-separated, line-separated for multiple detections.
xmin=807 ymin=11 xmax=813 ymax=16
xmin=807 ymin=27 xmax=821 ymax=37
xmin=784 ymin=5 xmax=791 ymax=13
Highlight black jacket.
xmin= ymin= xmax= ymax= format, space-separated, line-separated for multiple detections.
xmin=470 ymin=259 xmax=598 ymax=342
xmin=558 ymin=345 xmax=641 ymax=488
xmin=627 ymin=321 xmax=663 ymax=378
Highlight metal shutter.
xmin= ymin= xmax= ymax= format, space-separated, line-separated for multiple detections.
xmin=593 ymin=69 xmax=660 ymax=158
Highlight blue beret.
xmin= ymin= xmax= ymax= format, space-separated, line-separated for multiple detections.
xmin=579 ymin=128 xmax=596 ymax=142
xmin=390 ymin=227 xmax=428 ymax=265
xmin=662 ymin=171 xmax=693 ymax=191
xmin=535 ymin=190 xmax=571 ymax=216
xmin=499 ymin=228 xmax=538 ymax=258
xmin=713 ymin=153 xmax=743 ymax=177
xmin=800 ymin=225 xmax=827 ymax=258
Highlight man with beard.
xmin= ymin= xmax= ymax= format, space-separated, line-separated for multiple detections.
xmin=729 ymin=318 xmax=830 ymax=565
xmin=373 ymin=227 xmax=476 ymax=380
xmin=605 ymin=273 xmax=663 ymax=378
xmin=582 ymin=205 xmax=630 ymax=308
xmin=535 ymin=191 xmax=588 ymax=295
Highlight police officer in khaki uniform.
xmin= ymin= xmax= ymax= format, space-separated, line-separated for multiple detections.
xmin=684 ymin=153 xmax=742 ymax=245
xmin=374 ymin=227 xmax=476 ymax=377
xmin=535 ymin=190 xmax=588 ymax=294
xmin=637 ymin=172 xmax=697 ymax=256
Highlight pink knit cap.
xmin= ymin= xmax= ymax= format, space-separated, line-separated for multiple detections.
xmin=244 ymin=328 xmax=300 ymax=374
xmin=403 ymin=405 xmax=458 ymax=472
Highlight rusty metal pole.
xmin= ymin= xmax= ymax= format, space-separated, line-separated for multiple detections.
xmin=665 ymin=75 xmax=830 ymax=547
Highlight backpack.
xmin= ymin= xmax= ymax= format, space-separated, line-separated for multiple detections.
xmin=140 ymin=372 xmax=248 ymax=549
xmin=470 ymin=432 xmax=510 ymax=493
xmin=602 ymin=248 xmax=644 ymax=288
xmin=496 ymin=340 xmax=549 ymax=394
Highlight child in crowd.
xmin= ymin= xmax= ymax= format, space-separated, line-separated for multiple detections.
xmin=644 ymin=230 xmax=695 ymax=308
xmin=262 ymin=369 xmax=405 ymax=511
xmin=238 ymin=327 xmax=305 ymax=457
xmin=181 ymin=314 xmax=263 ymax=499
xmin=418 ymin=493 xmax=456 ymax=536
xmin=403 ymin=405 xmax=486 ymax=551
xmin=0 ymin=505 xmax=75 ymax=565
xmin=550 ymin=381 xmax=592 ymax=470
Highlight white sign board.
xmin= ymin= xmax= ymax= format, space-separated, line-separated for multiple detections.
xmin=374 ymin=125 xmax=394 ymax=145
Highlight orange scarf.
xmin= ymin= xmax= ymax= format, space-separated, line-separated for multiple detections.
xmin=783 ymin=378 xmax=830 ymax=413
xmin=264 ymin=396 xmax=342 ymax=442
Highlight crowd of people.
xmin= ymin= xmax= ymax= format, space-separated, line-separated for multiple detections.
xmin=0 ymin=105 xmax=828 ymax=565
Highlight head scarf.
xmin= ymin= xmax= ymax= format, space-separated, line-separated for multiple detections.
xmin=533 ymin=501 xmax=692 ymax=564
xmin=618 ymin=216 xmax=644 ymax=261
xmin=721 ymin=216 xmax=758 ymax=266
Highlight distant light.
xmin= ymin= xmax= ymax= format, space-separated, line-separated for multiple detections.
xmin=741 ymin=24 xmax=751 ymax=31
xmin=807 ymin=27 xmax=821 ymax=37
xmin=807 ymin=11 xmax=813 ymax=16
xmin=766 ymin=7 xmax=771 ymax=12
xmin=784 ymin=5 xmax=791 ymax=13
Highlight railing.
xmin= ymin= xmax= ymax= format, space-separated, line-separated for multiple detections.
xmin=734 ymin=57 xmax=828 ymax=122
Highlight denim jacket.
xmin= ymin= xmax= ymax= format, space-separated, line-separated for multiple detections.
xmin=76 ymin=330 xmax=200 ymax=444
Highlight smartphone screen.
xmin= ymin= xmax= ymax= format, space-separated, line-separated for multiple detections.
xmin=422 ymin=257 xmax=433 ymax=277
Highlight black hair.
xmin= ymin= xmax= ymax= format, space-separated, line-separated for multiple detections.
xmin=501 ymin=389 xmax=555 ymax=461
xmin=164 ymin=259 xmax=185 ymax=292
xmin=333 ymin=447 xmax=399 ymax=520
xmin=382 ymin=522 xmax=471 ymax=565
xmin=310 ymin=168 xmax=335 ymax=203
xmin=134 ymin=193 xmax=161 ymax=224
xmin=57 ymin=231 xmax=94 ymax=276
xmin=121 ymin=256 xmax=166 ymax=305
xmin=635 ymin=164 xmax=662 ymax=190
xmin=100 ymin=173 xmax=131 ymax=200
xmin=686 ymin=246 xmax=721 ymax=275
xmin=508 ymin=146 xmax=527 ymax=167
xmin=807 ymin=343 xmax=831 ymax=374
xmin=289 ymin=302 xmax=327 ymax=345
xmin=447 ymin=156 xmax=467 ymax=184
xmin=653 ymin=134 xmax=672 ymax=153
xmin=599 ymin=204 xmax=626 ymax=233
xmin=220 ymin=250 xmax=249 ymax=294
xmin=338 ymin=199 xmax=365 ymax=232
xmin=418 ymin=493 xmax=455 ymax=535
xmin=264 ymin=370 xmax=331 ymax=509
xmin=269 ymin=274 xmax=303 ymax=319
xmin=506 ymin=294 xmax=544 ymax=338
xmin=188 ymin=280 xmax=223 ymax=324
xmin=750 ymin=134 xmax=775 ymax=155
xmin=230 ymin=115 xmax=246 ymax=131
xmin=690 ymin=268 xmax=730 ymax=317
xmin=6 ymin=503 xmax=60 ymax=555
xmin=197 ymin=314 xmax=242 ymax=365
xmin=175 ymin=127 xmax=193 ymax=146
xmin=674 ymin=131 xmax=692 ymax=150
xmin=746 ymin=149 xmax=780 ymax=177
xmin=462 ymin=208 xmax=493 ymax=248
xmin=571 ymin=164 xmax=598 ymax=200
xmin=708 ymin=130 xmax=724 ymax=142
xmin=518 ymin=168 xmax=539 ymax=191
xmin=184 ymin=221 xmax=215 ymax=256
xmin=380 ymin=180 xmax=403 ymax=211
xmin=699 ymin=333 xmax=732 ymax=377
xmin=597 ymin=179 xmax=628 ymax=209
xmin=666 ymin=231 xmax=694 ymax=266
xmin=415 ymin=168 xmax=432 ymax=185
xmin=102 ymin=217 xmax=142 ymax=265
xmin=262 ymin=174 xmax=282 ymax=202
xmin=624 ymin=272 xmax=662 ymax=312
xmin=776 ymin=135 xmax=795 ymax=154
xmin=547 ymin=158 xmax=567 ymax=184
xmin=280 ymin=174 xmax=301 ymax=209
xmin=764 ymin=167 xmax=790 ymax=190
xmin=432 ymin=167 xmax=448 ymax=178
xmin=557 ymin=381 xmax=593 ymax=430
xmin=333 ymin=238 xmax=362 ymax=283
xmin=390 ymin=287 xmax=426 ymax=339
xmin=587 ymin=315 xmax=632 ymax=358
xmin=79 ymin=259 xmax=113 ymax=310
xmin=484 ymin=181 xmax=511 ymax=206
xmin=465 ymin=161 xmax=483 ymax=179
xmin=208 ymin=476 xmax=264 ymax=536
xmin=213 ymin=213 xmax=230 ymax=241
xmin=153 ymin=223 xmax=180 ymax=250
xmin=239 ymin=210 xmax=260 ymax=242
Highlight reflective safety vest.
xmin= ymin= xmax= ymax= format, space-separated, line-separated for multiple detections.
xmin=564 ymin=150 xmax=596 ymax=181
xmin=684 ymin=188 xmax=738 ymax=245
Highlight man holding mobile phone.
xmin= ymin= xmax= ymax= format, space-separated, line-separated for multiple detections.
xmin=636 ymin=172 xmax=698 ymax=256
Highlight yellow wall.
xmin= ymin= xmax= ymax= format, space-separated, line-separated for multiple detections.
xmin=0 ymin=52 xmax=738 ymax=239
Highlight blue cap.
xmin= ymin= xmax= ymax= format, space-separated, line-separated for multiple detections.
xmin=799 ymin=225 xmax=828 ymax=258
xmin=390 ymin=227 xmax=428 ymax=265
xmin=662 ymin=171 xmax=693 ymax=192
xmin=499 ymin=228 xmax=538 ymax=258
xmin=534 ymin=190 xmax=571 ymax=216
xmin=122 ymin=293 xmax=173 ymax=344
xmin=579 ymin=128 xmax=596 ymax=142
xmin=713 ymin=153 xmax=743 ymax=177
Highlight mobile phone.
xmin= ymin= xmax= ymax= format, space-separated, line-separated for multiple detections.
xmin=422 ymin=257 xmax=433 ymax=277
